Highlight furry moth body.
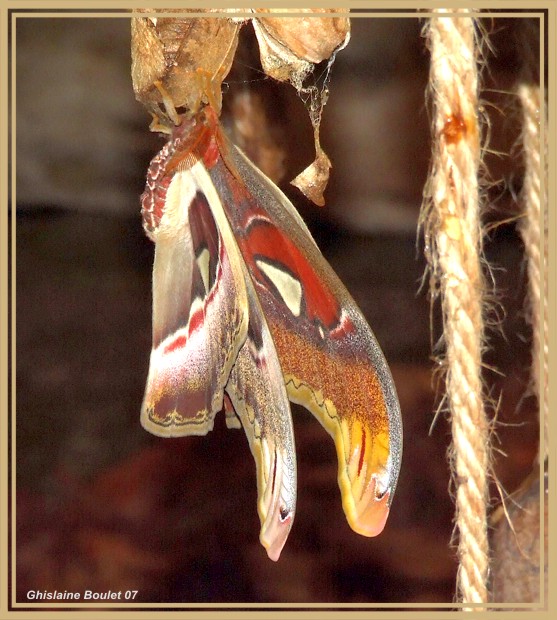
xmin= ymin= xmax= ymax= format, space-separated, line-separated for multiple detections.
xmin=141 ymin=106 xmax=402 ymax=561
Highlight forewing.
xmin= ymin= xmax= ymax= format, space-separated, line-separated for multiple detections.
xmin=210 ymin=142 xmax=403 ymax=538
xmin=225 ymin=268 xmax=297 ymax=562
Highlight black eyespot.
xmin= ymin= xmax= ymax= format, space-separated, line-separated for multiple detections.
xmin=279 ymin=507 xmax=290 ymax=522
xmin=375 ymin=485 xmax=389 ymax=501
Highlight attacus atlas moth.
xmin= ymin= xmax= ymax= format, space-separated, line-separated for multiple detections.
xmin=140 ymin=104 xmax=402 ymax=561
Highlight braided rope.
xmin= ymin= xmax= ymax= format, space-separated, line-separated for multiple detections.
xmin=421 ymin=10 xmax=489 ymax=606
xmin=517 ymin=19 xmax=548 ymax=462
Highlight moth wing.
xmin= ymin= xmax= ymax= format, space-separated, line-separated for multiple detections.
xmin=211 ymin=143 xmax=402 ymax=538
xmin=141 ymin=164 xmax=249 ymax=437
xmin=225 ymin=266 xmax=297 ymax=562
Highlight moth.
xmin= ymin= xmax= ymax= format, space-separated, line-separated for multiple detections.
xmin=140 ymin=105 xmax=402 ymax=561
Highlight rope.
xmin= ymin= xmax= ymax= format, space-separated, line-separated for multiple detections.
xmin=516 ymin=19 xmax=548 ymax=463
xmin=421 ymin=10 xmax=489 ymax=607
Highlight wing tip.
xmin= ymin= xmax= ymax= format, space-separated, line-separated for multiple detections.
xmin=339 ymin=465 xmax=392 ymax=537
xmin=260 ymin=510 xmax=294 ymax=562
xmin=345 ymin=486 xmax=391 ymax=538
xmin=332 ymin=418 xmax=397 ymax=538
xmin=256 ymin=446 xmax=296 ymax=562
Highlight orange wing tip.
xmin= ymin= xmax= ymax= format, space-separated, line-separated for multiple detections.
xmin=333 ymin=421 xmax=394 ymax=536
xmin=344 ymin=481 xmax=391 ymax=537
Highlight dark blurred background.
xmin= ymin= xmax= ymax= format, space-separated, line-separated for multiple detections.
xmin=14 ymin=14 xmax=540 ymax=605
